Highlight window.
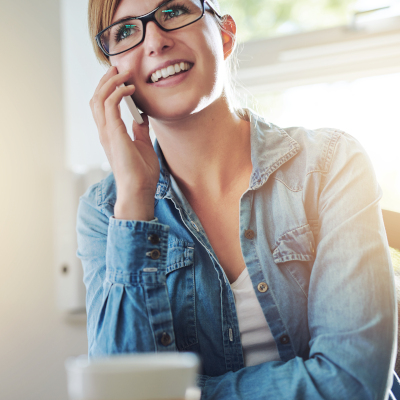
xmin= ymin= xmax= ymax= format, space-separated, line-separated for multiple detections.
xmin=251 ymin=73 xmax=400 ymax=213
xmin=233 ymin=3 xmax=400 ymax=213
xmin=220 ymin=0 xmax=400 ymax=42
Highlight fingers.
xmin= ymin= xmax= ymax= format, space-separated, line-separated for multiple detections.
xmin=99 ymin=69 xmax=132 ymax=106
xmin=131 ymin=114 xmax=152 ymax=146
xmin=104 ymin=84 xmax=136 ymax=134
xmin=90 ymin=66 xmax=132 ymax=128
xmin=90 ymin=66 xmax=152 ymax=156
xmin=90 ymin=66 xmax=116 ymax=126
xmin=95 ymin=65 xmax=118 ymax=97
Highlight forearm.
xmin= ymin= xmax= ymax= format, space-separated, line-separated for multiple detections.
xmin=114 ymin=193 xmax=155 ymax=221
xmin=199 ymin=356 xmax=374 ymax=400
xmin=76 ymin=186 xmax=175 ymax=359
xmin=91 ymin=218 xmax=174 ymax=357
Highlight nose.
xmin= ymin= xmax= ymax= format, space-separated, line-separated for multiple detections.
xmin=143 ymin=21 xmax=174 ymax=56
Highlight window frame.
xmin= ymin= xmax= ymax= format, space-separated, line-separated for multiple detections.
xmin=236 ymin=15 xmax=400 ymax=93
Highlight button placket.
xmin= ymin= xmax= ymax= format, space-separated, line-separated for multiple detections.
xmin=280 ymin=334 xmax=290 ymax=345
xmin=190 ymin=220 xmax=200 ymax=232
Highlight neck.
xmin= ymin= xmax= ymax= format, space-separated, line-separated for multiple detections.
xmin=149 ymin=97 xmax=252 ymax=202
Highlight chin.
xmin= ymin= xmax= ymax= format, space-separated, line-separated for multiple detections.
xmin=141 ymin=96 xmax=209 ymax=121
xmin=134 ymin=78 xmax=221 ymax=121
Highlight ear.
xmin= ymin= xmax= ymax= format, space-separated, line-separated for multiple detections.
xmin=221 ymin=15 xmax=236 ymax=60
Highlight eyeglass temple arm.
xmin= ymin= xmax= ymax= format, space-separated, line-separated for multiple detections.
xmin=204 ymin=0 xmax=223 ymax=19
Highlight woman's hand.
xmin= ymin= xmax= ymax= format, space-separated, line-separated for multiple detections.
xmin=89 ymin=66 xmax=160 ymax=218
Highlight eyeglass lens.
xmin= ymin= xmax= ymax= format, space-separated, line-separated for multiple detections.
xmin=100 ymin=0 xmax=203 ymax=54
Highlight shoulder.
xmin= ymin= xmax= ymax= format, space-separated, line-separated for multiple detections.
xmin=248 ymin=108 xmax=368 ymax=180
xmin=274 ymin=124 xmax=370 ymax=182
xmin=259 ymin=121 xmax=375 ymax=195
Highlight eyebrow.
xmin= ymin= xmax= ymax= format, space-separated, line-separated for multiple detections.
xmin=112 ymin=0 xmax=174 ymax=25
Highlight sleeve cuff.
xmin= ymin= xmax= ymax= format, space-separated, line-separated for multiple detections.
xmin=106 ymin=216 xmax=169 ymax=277
xmin=110 ymin=216 xmax=159 ymax=223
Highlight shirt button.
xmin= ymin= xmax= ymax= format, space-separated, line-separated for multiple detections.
xmin=148 ymin=234 xmax=160 ymax=244
xmin=280 ymin=334 xmax=290 ymax=345
xmin=146 ymin=249 xmax=161 ymax=260
xmin=160 ymin=332 xmax=172 ymax=346
xmin=257 ymin=282 xmax=268 ymax=293
xmin=244 ymin=229 xmax=255 ymax=239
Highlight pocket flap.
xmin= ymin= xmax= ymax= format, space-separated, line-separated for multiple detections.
xmin=166 ymin=239 xmax=195 ymax=274
xmin=273 ymin=224 xmax=315 ymax=264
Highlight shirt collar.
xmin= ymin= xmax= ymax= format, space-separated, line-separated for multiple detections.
xmin=246 ymin=108 xmax=300 ymax=189
xmin=153 ymin=107 xmax=300 ymax=200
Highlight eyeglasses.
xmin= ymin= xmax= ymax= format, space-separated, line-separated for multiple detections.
xmin=95 ymin=0 xmax=222 ymax=57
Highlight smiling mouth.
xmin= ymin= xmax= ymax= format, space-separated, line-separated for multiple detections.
xmin=148 ymin=62 xmax=194 ymax=83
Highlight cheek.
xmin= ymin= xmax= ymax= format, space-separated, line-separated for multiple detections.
xmin=203 ymin=18 xmax=224 ymax=57
xmin=109 ymin=53 xmax=137 ymax=76
xmin=200 ymin=25 xmax=225 ymax=79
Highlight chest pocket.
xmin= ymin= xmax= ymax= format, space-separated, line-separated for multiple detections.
xmin=272 ymin=224 xmax=316 ymax=298
xmin=166 ymin=238 xmax=198 ymax=351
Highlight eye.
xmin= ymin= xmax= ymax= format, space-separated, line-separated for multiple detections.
xmin=161 ymin=5 xmax=191 ymax=20
xmin=115 ymin=24 xmax=138 ymax=42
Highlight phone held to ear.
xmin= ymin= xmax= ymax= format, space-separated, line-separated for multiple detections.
xmin=119 ymin=83 xmax=144 ymax=125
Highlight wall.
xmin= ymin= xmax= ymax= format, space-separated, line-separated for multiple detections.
xmin=0 ymin=1 xmax=87 ymax=399
xmin=59 ymin=0 xmax=145 ymax=171
xmin=60 ymin=0 xmax=109 ymax=170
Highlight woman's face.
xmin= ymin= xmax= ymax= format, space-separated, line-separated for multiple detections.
xmin=109 ymin=0 xmax=231 ymax=120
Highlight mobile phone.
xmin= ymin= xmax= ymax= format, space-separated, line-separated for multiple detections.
xmin=120 ymin=83 xmax=144 ymax=124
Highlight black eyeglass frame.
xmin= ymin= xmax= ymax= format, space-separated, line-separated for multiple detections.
xmin=95 ymin=0 xmax=223 ymax=57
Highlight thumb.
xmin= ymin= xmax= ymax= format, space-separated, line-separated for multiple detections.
xmin=132 ymin=113 xmax=152 ymax=146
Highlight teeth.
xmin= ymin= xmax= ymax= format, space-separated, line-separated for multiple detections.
xmin=150 ymin=62 xmax=191 ymax=83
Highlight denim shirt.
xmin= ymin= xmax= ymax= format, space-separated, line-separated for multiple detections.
xmin=76 ymin=108 xmax=397 ymax=399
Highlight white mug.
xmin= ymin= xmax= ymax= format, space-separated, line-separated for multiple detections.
xmin=65 ymin=352 xmax=200 ymax=400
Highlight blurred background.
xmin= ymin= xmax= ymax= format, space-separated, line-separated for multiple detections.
xmin=0 ymin=0 xmax=399 ymax=399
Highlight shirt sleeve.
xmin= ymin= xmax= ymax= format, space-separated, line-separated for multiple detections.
xmin=76 ymin=187 xmax=176 ymax=358
xmin=197 ymin=131 xmax=397 ymax=399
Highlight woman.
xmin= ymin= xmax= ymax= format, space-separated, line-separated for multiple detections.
xmin=77 ymin=0 xmax=397 ymax=398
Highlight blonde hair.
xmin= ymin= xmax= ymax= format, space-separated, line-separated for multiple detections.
xmin=88 ymin=0 xmax=120 ymax=67
xmin=214 ymin=9 xmax=250 ymax=121
xmin=87 ymin=0 xmax=249 ymax=120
